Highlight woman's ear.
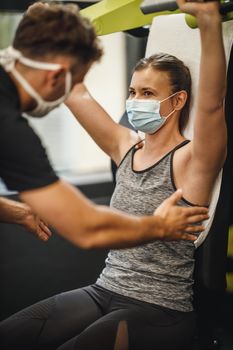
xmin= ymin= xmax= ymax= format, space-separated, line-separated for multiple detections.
xmin=174 ymin=90 xmax=188 ymax=111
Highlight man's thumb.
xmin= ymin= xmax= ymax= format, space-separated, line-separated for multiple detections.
xmin=167 ymin=189 xmax=183 ymax=205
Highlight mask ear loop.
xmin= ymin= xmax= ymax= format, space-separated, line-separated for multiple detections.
xmin=0 ymin=46 xmax=62 ymax=72
xmin=11 ymin=57 xmax=72 ymax=103
xmin=160 ymin=91 xmax=182 ymax=119
xmin=160 ymin=91 xmax=179 ymax=103
xmin=11 ymin=66 xmax=44 ymax=104
xmin=19 ymin=56 xmax=61 ymax=71
xmin=19 ymin=50 xmax=72 ymax=98
xmin=1 ymin=45 xmax=71 ymax=100
xmin=162 ymin=108 xmax=176 ymax=120
xmin=10 ymin=46 xmax=62 ymax=71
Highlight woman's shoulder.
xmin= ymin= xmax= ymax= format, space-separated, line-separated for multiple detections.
xmin=116 ymin=130 xmax=143 ymax=165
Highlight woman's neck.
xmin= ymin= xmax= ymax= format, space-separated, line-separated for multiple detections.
xmin=142 ymin=124 xmax=185 ymax=156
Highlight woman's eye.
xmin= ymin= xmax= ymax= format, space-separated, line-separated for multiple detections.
xmin=129 ymin=90 xmax=135 ymax=96
xmin=144 ymin=91 xmax=153 ymax=96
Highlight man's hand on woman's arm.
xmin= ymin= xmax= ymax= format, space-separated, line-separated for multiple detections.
xmin=154 ymin=189 xmax=208 ymax=241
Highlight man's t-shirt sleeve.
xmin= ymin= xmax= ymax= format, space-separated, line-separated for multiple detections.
xmin=0 ymin=111 xmax=59 ymax=192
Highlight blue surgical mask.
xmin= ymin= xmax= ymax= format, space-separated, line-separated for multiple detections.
xmin=126 ymin=92 xmax=178 ymax=134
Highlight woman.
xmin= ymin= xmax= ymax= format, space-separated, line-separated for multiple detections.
xmin=0 ymin=1 xmax=226 ymax=349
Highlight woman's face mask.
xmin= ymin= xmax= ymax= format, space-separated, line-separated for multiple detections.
xmin=0 ymin=46 xmax=72 ymax=118
xmin=126 ymin=92 xmax=179 ymax=134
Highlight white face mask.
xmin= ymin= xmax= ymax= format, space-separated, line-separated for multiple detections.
xmin=0 ymin=46 xmax=72 ymax=117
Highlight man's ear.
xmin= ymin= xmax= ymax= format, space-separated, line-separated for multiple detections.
xmin=174 ymin=90 xmax=188 ymax=111
xmin=48 ymin=68 xmax=66 ymax=87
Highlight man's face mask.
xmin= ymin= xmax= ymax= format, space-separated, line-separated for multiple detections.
xmin=126 ymin=92 xmax=179 ymax=134
xmin=0 ymin=46 xmax=72 ymax=117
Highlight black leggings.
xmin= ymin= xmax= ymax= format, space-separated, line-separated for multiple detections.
xmin=0 ymin=284 xmax=196 ymax=350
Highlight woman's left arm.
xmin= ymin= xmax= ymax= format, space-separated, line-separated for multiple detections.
xmin=177 ymin=0 xmax=227 ymax=173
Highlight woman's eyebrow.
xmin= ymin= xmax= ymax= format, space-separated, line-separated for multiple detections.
xmin=141 ymin=87 xmax=157 ymax=92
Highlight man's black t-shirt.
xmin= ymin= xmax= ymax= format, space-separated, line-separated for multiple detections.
xmin=0 ymin=66 xmax=59 ymax=192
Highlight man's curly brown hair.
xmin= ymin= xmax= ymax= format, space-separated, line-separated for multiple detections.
xmin=13 ymin=2 xmax=103 ymax=67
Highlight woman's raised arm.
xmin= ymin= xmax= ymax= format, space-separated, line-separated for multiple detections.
xmin=177 ymin=0 xmax=227 ymax=174
xmin=65 ymin=83 xmax=140 ymax=165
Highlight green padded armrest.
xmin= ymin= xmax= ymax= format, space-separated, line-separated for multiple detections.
xmin=80 ymin=0 xmax=179 ymax=35
xmin=80 ymin=0 xmax=233 ymax=35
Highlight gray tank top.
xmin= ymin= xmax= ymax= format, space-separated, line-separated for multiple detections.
xmin=97 ymin=140 xmax=196 ymax=312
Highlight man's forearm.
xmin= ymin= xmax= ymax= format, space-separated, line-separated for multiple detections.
xmin=21 ymin=181 xmax=165 ymax=248
xmin=45 ymin=201 xmax=205 ymax=249
xmin=20 ymin=181 xmax=207 ymax=249
xmin=73 ymin=204 xmax=165 ymax=249
xmin=0 ymin=197 xmax=30 ymax=225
